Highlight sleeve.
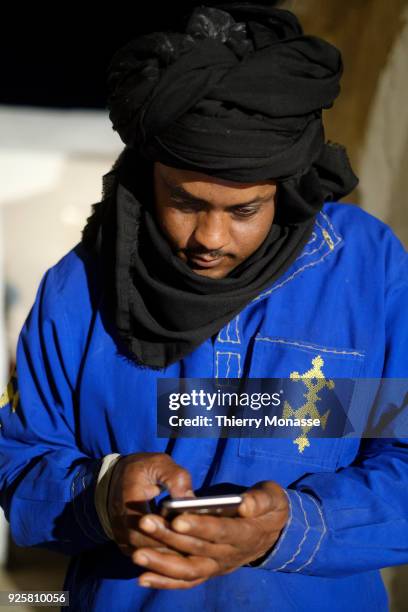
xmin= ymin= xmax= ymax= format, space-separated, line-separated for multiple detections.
xmin=0 ymin=267 xmax=110 ymax=555
xmin=257 ymin=244 xmax=408 ymax=577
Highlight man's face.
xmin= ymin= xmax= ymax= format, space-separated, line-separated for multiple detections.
xmin=153 ymin=162 xmax=277 ymax=279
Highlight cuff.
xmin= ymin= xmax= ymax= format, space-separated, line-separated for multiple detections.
xmin=255 ymin=489 xmax=327 ymax=573
xmin=94 ymin=453 xmax=121 ymax=540
xmin=71 ymin=460 xmax=112 ymax=544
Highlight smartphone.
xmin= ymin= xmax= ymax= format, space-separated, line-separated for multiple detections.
xmin=160 ymin=494 xmax=243 ymax=519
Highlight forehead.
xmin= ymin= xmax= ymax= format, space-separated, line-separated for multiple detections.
xmin=154 ymin=162 xmax=276 ymax=203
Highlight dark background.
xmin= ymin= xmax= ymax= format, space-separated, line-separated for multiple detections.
xmin=1 ymin=2 xmax=269 ymax=109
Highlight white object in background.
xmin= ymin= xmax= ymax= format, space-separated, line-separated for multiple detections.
xmin=0 ymin=105 xmax=122 ymax=357
xmin=0 ymin=151 xmax=65 ymax=206
xmin=0 ymin=105 xmax=121 ymax=566
xmin=0 ymin=208 xmax=9 ymax=565
xmin=359 ymin=6 xmax=408 ymax=227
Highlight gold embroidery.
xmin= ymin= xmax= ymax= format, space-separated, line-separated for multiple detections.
xmin=282 ymin=356 xmax=334 ymax=453
xmin=322 ymin=228 xmax=334 ymax=251
xmin=0 ymin=367 xmax=19 ymax=413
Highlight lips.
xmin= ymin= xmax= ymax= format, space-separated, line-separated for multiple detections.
xmin=188 ymin=254 xmax=224 ymax=269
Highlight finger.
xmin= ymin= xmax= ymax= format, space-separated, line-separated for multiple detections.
xmin=239 ymin=481 xmax=288 ymax=518
xmin=116 ymin=538 xmax=173 ymax=557
xmin=125 ymin=512 xmax=163 ymax=532
xmin=153 ymin=456 xmax=194 ymax=499
xmin=113 ymin=522 xmax=170 ymax=552
xmin=171 ymin=513 xmax=251 ymax=544
xmin=122 ymin=482 xmax=162 ymax=505
xmin=117 ymin=542 xmax=173 ymax=557
xmin=138 ymin=514 xmax=231 ymax=557
xmin=139 ymin=573 xmax=206 ymax=590
xmin=123 ymin=455 xmax=194 ymax=501
xmin=120 ymin=483 xmax=162 ymax=507
xmin=133 ymin=548 xmax=219 ymax=581
xmin=113 ymin=513 xmax=167 ymax=547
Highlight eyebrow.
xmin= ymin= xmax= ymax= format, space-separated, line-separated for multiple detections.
xmin=168 ymin=184 xmax=272 ymax=208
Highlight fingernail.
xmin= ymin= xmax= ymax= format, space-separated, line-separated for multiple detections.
xmin=241 ymin=496 xmax=255 ymax=514
xmin=185 ymin=489 xmax=195 ymax=498
xmin=141 ymin=517 xmax=156 ymax=533
xmin=136 ymin=553 xmax=149 ymax=565
xmin=139 ymin=579 xmax=151 ymax=588
xmin=173 ymin=518 xmax=190 ymax=533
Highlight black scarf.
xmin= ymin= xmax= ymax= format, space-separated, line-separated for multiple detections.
xmin=83 ymin=147 xmax=356 ymax=369
xmin=82 ymin=4 xmax=358 ymax=368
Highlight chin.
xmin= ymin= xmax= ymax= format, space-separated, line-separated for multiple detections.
xmin=192 ymin=267 xmax=229 ymax=279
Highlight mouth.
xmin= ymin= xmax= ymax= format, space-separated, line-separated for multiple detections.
xmin=187 ymin=254 xmax=225 ymax=269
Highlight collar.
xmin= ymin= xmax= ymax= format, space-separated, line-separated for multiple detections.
xmin=252 ymin=207 xmax=343 ymax=304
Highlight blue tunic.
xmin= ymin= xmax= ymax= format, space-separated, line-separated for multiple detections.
xmin=0 ymin=203 xmax=407 ymax=611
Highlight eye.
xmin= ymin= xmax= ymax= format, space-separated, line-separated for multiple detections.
xmin=170 ymin=198 xmax=198 ymax=212
xmin=232 ymin=206 xmax=259 ymax=218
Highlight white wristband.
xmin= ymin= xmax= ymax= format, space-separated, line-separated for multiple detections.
xmin=94 ymin=453 xmax=121 ymax=540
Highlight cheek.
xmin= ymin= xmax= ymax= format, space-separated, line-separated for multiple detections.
xmin=158 ymin=210 xmax=195 ymax=248
xmin=231 ymin=215 xmax=274 ymax=258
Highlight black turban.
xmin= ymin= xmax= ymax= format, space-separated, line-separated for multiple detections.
xmin=107 ymin=2 xmax=357 ymax=198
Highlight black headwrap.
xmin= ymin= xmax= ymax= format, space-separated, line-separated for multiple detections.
xmin=83 ymin=3 xmax=358 ymax=369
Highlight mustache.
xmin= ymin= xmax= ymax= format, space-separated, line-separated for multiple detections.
xmin=184 ymin=248 xmax=228 ymax=259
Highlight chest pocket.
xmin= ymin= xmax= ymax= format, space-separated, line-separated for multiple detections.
xmin=238 ymin=335 xmax=366 ymax=473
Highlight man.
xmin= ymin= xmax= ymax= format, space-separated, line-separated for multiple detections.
xmin=0 ymin=4 xmax=407 ymax=611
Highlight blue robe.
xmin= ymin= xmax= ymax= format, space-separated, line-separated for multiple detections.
xmin=0 ymin=203 xmax=407 ymax=611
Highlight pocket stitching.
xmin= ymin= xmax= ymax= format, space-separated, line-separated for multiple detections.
xmin=255 ymin=336 xmax=366 ymax=358
xmin=240 ymin=341 xmax=366 ymax=466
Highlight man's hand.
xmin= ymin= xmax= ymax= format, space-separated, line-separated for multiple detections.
xmin=107 ymin=453 xmax=193 ymax=557
xmin=133 ymin=481 xmax=289 ymax=590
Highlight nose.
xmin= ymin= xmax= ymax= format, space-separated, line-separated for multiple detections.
xmin=192 ymin=211 xmax=230 ymax=253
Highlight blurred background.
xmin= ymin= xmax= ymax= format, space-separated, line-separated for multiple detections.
xmin=0 ymin=1 xmax=407 ymax=610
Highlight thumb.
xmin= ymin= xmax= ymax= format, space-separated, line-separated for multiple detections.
xmin=239 ymin=481 xmax=288 ymax=518
xmin=153 ymin=456 xmax=194 ymax=499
